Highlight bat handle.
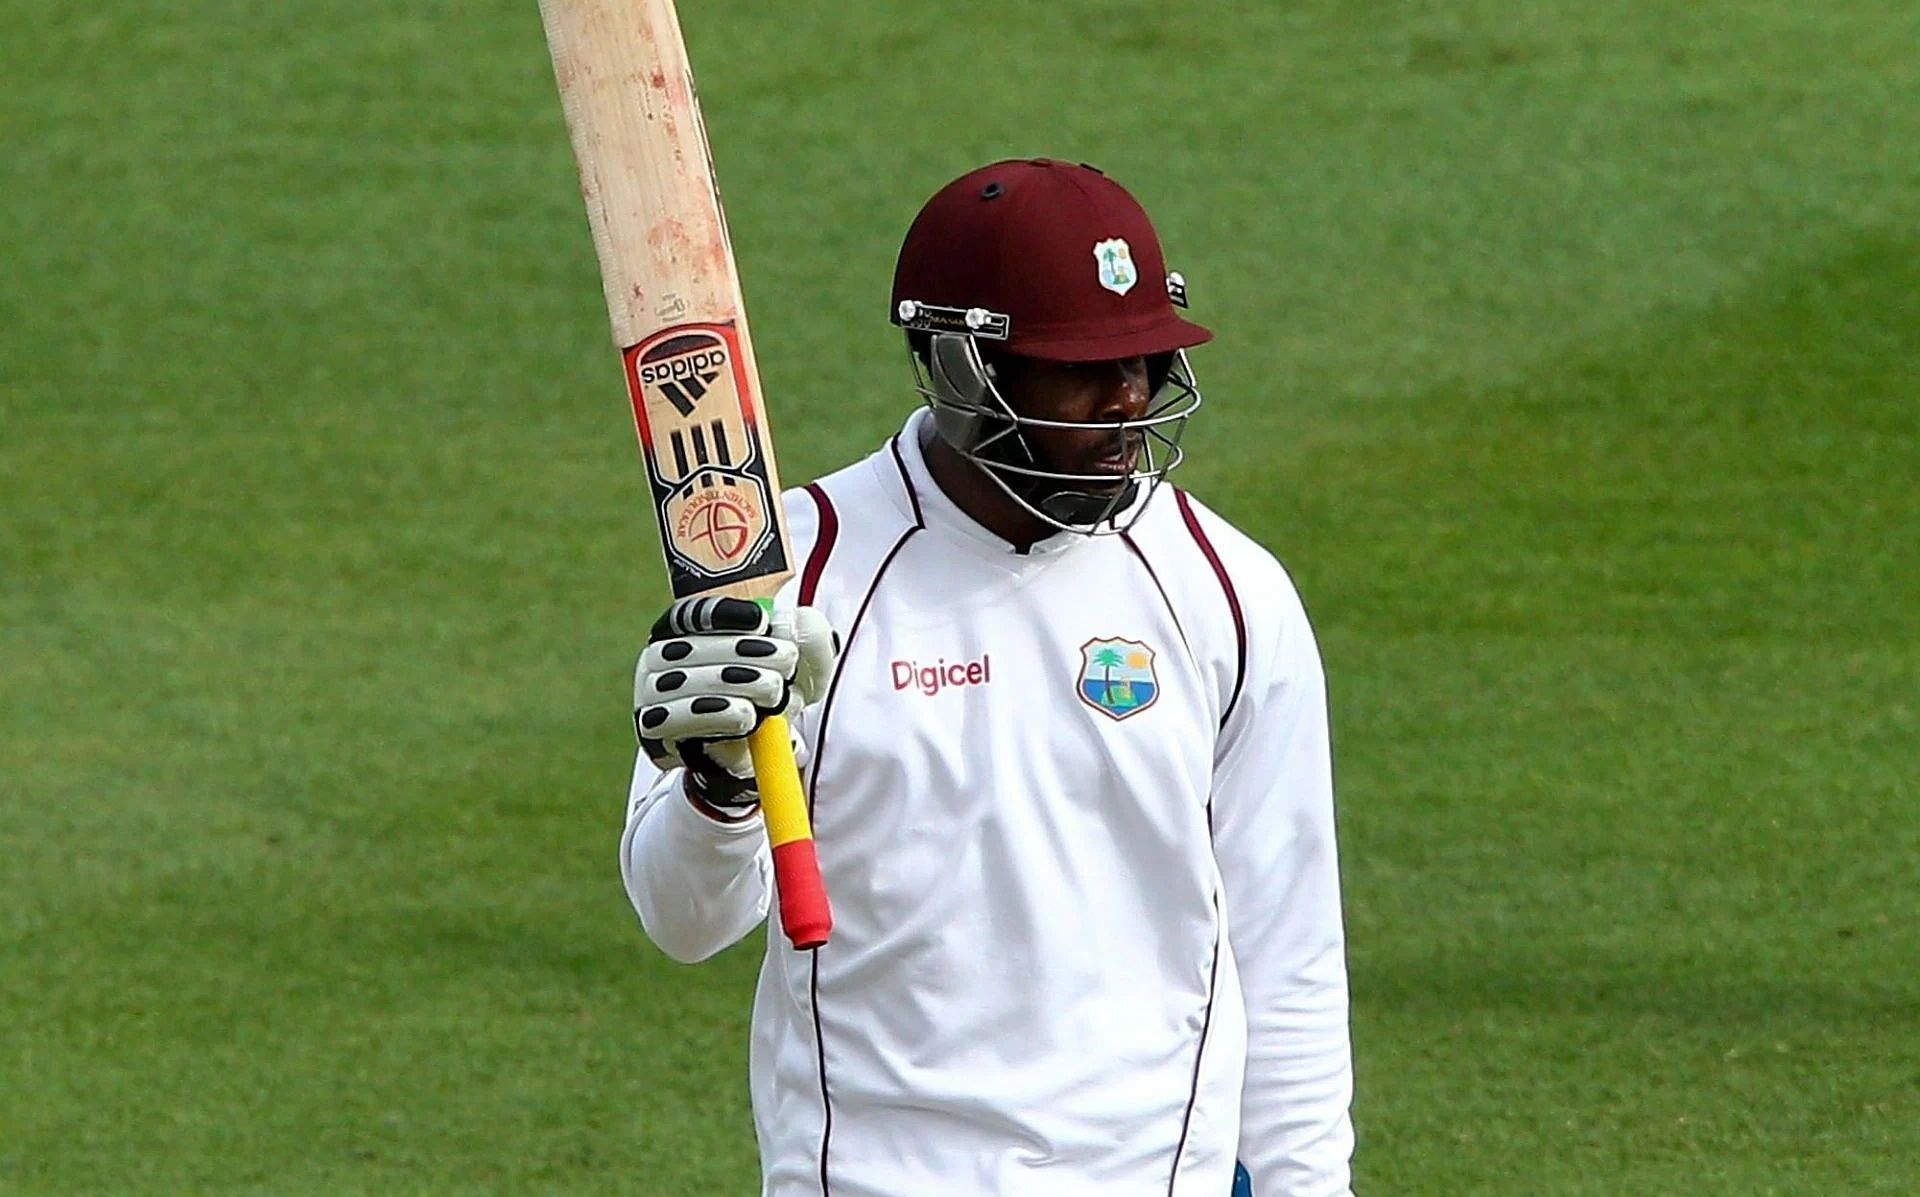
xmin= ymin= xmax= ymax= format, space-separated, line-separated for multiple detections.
xmin=748 ymin=714 xmax=832 ymax=949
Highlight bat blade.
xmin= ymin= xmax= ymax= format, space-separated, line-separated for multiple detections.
xmin=539 ymin=0 xmax=829 ymax=949
xmin=541 ymin=0 xmax=791 ymax=600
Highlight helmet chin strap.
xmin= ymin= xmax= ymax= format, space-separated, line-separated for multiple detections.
xmin=1036 ymin=484 xmax=1137 ymax=527
xmin=970 ymin=420 xmax=1139 ymax=530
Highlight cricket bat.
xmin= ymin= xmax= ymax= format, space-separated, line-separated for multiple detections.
xmin=538 ymin=0 xmax=831 ymax=949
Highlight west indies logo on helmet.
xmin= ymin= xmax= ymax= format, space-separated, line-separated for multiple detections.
xmin=890 ymin=159 xmax=1211 ymax=535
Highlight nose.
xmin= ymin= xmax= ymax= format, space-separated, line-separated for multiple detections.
xmin=1096 ymin=356 xmax=1151 ymax=420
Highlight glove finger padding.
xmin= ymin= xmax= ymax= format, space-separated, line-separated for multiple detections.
xmin=649 ymin=595 xmax=768 ymax=639
xmin=635 ymin=693 xmax=761 ymax=798
xmin=636 ymin=661 xmax=790 ymax=713
xmin=638 ymin=638 xmax=800 ymax=696
xmin=635 ymin=693 xmax=758 ymax=746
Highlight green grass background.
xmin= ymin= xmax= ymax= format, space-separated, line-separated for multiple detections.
xmin=4 ymin=1 xmax=1916 ymax=1192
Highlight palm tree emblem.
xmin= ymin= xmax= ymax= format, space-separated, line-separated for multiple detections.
xmin=1091 ymin=645 xmax=1125 ymax=703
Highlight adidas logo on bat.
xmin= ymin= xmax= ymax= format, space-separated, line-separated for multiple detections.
xmin=638 ymin=334 xmax=730 ymax=416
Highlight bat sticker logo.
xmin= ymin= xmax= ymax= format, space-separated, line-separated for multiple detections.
xmin=669 ymin=482 xmax=759 ymax=567
xmin=624 ymin=323 xmax=785 ymax=584
xmin=637 ymin=336 xmax=728 ymax=416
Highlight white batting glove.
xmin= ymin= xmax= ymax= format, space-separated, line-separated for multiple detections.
xmin=634 ymin=596 xmax=838 ymax=811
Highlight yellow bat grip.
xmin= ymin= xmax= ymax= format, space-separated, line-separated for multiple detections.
xmin=751 ymin=716 xmax=810 ymax=846
xmin=748 ymin=715 xmax=832 ymax=949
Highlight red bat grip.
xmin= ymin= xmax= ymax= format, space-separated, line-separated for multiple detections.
xmin=749 ymin=716 xmax=831 ymax=949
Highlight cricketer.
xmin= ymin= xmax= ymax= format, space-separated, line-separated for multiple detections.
xmin=622 ymin=160 xmax=1355 ymax=1196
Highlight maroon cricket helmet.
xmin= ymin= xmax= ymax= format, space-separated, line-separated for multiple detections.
xmin=890 ymin=159 xmax=1212 ymax=363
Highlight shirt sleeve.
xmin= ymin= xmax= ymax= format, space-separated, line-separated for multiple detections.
xmin=619 ymin=751 xmax=773 ymax=964
xmin=616 ymin=486 xmax=824 ymax=965
xmin=1213 ymin=566 xmax=1355 ymax=1196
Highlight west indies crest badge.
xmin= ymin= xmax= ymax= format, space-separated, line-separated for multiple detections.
xmin=1077 ymin=637 xmax=1159 ymax=721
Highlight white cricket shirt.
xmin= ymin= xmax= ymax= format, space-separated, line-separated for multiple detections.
xmin=622 ymin=410 xmax=1354 ymax=1197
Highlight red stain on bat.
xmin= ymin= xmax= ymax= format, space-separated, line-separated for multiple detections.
xmin=648 ymin=215 xmax=695 ymax=260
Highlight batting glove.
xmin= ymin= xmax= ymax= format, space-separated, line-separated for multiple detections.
xmin=634 ymin=596 xmax=838 ymax=812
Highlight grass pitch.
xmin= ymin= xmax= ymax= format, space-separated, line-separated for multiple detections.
xmin=3 ymin=2 xmax=1916 ymax=1193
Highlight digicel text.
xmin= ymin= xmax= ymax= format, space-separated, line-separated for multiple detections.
xmin=891 ymin=655 xmax=991 ymax=697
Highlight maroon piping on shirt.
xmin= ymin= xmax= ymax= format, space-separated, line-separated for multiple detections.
xmin=800 ymin=483 xmax=839 ymax=606
xmin=1173 ymin=488 xmax=1248 ymax=727
xmin=886 ymin=435 xmax=925 ymax=526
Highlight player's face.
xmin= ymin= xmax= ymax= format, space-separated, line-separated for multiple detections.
xmin=991 ymin=353 xmax=1153 ymax=486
